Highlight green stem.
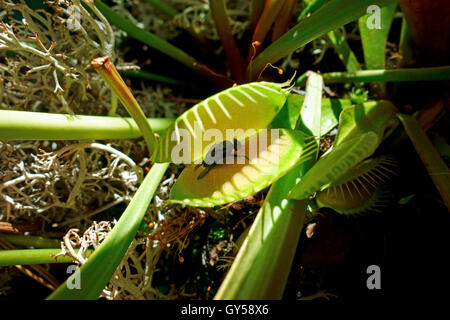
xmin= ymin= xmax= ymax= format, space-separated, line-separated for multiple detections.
xmin=0 ymin=110 xmax=174 ymax=141
xmin=321 ymin=66 xmax=450 ymax=83
xmin=0 ymin=249 xmax=79 ymax=267
xmin=0 ymin=234 xmax=60 ymax=249
xmin=398 ymin=114 xmax=450 ymax=211
xmin=143 ymin=0 xmax=178 ymax=17
xmin=121 ymin=70 xmax=184 ymax=85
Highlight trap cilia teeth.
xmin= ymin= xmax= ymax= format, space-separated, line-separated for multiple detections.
xmin=315 ymin=155 xmax=397 ymax=215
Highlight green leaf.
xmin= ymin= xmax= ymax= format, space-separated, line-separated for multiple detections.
xmin=358 ymin=3 xmax=397 ymax=96
xmin=326 ymin=29 xmax=361 ymax=72
xmin=270 ymin=95 xmax=352 ymax=136
xmin=398 ymin=114 xmax=450 ymax=211
xmin=358 ymin=3 xmax=397 ymax=70
xmin=214 ymin=169 xmax=309 ymax=299
xmin=320 ymin=98 xmax=353 ymax=135
xmin=297 ymin=0 xmax=328 ymax=21
xmin=47 ymin=163 xmax=169 ymax=300
xmin=297 ymin=1 xmax=361 ymax=72
xmin=290 ymin=100 xmax=399 ymax=200
xmin=270 ymin=94 xmax=304 ymax=130
xmin=296 ymin=71 xmax=323 ymax=138
xmin=248 ymin=0 xmax=397 ymax=79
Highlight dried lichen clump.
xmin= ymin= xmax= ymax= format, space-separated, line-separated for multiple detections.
xmin=0 ymin=0 xmax=119 ymax=115
xmin=0 ymin=140 xmax=143 ymax=230
xmin=0 ymin=1 xmax=189 ymax=227
xmin=0 ymin=0 xmax=188 ymax=117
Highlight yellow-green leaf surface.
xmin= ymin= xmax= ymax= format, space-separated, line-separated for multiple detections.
xmin=154 ymin=81 xmax=291 ymax=163
xmin=169 ymin=129 xmax=315 ymax=207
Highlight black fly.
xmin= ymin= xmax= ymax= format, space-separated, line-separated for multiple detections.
xmin=195 ymin=138 xmax=248 ymax=180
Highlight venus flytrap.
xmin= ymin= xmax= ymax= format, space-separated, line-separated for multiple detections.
xmin=169 ymin=129 xmax=316 ymax=207
xmin=154 ymin=79 xmax=295 ymax=164
xmin=156 ymin=77 xmax=318 ymax=207
xmin=213 ymin=75 xmax=403 ymax=299
xmin=215 ymin=71 xmax=323 ymax=299
xmin=314 ymin=155 xmax=397 ymax=214
xmin=2 ymin=0 xmax=448 ymax=301
xmin=289 ymin=100 xmax=400 ymax=212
